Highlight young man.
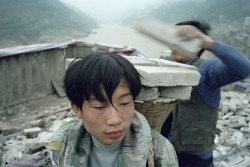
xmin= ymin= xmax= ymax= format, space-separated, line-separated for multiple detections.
xmin=50 ymin=53 xmax=178 ymax=167
xmin=161 ymin=21 xmax=250 ymax=167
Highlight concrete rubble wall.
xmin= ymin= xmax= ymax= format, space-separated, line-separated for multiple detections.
xmin=0 ymin=44 xmax=97 ymax=109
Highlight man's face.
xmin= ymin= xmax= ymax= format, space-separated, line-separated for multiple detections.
xmin=171 ymin=50 xmax=196 ymax=63
xmin=73 ymin=77 xmax=134 ymax=145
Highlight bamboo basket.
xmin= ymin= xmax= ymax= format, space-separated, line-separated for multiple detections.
xmin=135 ymin=98 xmax=178 ymax=133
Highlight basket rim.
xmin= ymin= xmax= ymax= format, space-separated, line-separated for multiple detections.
xmin=135 ymin=97 xmax=178 ymax=104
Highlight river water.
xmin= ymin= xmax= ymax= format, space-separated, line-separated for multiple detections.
xmin=83 ymin=24 xmax=170 ymax=59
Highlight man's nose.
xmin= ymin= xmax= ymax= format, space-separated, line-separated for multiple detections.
xmin=106 ymin=105 xmax=122 ymax=126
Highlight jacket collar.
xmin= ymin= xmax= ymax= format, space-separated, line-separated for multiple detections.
xmin=63 ymin=111 xmax=152 ymax=167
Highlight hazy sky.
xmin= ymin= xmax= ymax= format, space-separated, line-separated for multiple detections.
xmin=60 ymin=0 xmax=164 ymax=22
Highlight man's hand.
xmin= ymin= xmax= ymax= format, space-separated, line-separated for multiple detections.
xmin=176 ymin=25 xmax=215 ymax=49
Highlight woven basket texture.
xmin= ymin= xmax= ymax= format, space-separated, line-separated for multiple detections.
xmin=135 ymin=98 xmax=178 ymax=133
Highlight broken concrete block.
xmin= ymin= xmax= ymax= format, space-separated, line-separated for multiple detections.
xmin=241 ymin=138 xmax=250 ymax=148
xmin=229 ymin=115 xmax=245 ymax=121
xmin=215 ymin=144 xmax=231 ymax=155
xmin=229 ymin=123 xmax=248 ymax=128
xmin=235 ymin=109 xmax=249 ymax=116
xmin=226 ymin=139 xmax=241 ymax=146
xmin=135 ymin=17 xmax=202 ymax=57
xmin=136 ymin=86 xmax=160 ymax=101
xmin=240 ymin=127 xmax=250 ymax=133
xmin=221 ymin=112 xmax=234 ymax=120
xmin=5 ymin=147 xmax=22 ymax=163
xmin=23 ymin=127 xmax=42 ymax=138
xmin=237 ymin=117 xmax=247 ymax=124
xmin=16 ymin=135 xmax=26 ymax=141
xmin=234 ymin=155 xmax=250 ymax=167
xmin=24 ymin=142 xmax=46 ymax=154
xmin=67 ymin=110 xmax=75 ymax=117
xmin=218 ymin=131 xmax=232 ymax=143
xmin=4 ymin=140 xmax=26 ymax=152
xmin=52 ymin=78 xmax=66 ymax=97
xmin=216 ymin=161 xmax=231 ymax=167
xmin=227 ymin=155 xmax=244 ymax=166
xmin=214 ymin=135 xmax=219 ymax=145
xmin=30 ymin=119 xmax=44 ymax=127
xmin=221 ymin=102 xmax=229 ymax=113
xmin=125 ymin=56 xmax=197 ymax=71
xmin=217 ymin=119 xmax=231 ymax=126
xmin=246 ymin=116 xmax=250 ymax=122
xmin=0 ymin=126 xmax=21 ymax=136
xmin=243 ymin=99 xmax=249 ymax=106
xmin=49 ymin=120 xmax=63 ymax=132
xmin=37 ymin=131 xmax=55 ymax=143
xmin=0 ymin=134 xmax=6 ymax=145
xmin=213 ymin=150 xmax=221 ymax=158
xmin=57 ymin=111 xmax=69 ymax=120
xmin=228 ymin=98 xmax=237 ymax=111
xmin=160 ymin=86 xmax=192 ymax=100
xmin=135 ymin=65 xmax=200 ymax=87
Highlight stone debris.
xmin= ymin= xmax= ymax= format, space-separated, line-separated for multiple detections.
xmin=0 ymin=101 xmax=75 ymax=166
xmin=214 ymin=90 xmax=250 ymax=167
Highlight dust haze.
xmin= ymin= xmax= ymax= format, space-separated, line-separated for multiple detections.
xmin=60 ymin=0 xmax=165 ymax=23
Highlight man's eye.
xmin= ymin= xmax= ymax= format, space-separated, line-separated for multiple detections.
xmin=121 ymin=102 xmax=129 ymax=106
xmin=94 ymin=106 xmax=105 ymax=110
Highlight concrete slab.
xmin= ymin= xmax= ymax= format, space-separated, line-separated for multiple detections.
xmin=125 ymin=56 xmax=198 ymax=71
xmin=135 ymin=17 xmax=202 ymax=57
xmin=160 ymin=86 xmax=192 ymax=100
xmin=135 ymin=66 xmax=200 ymax=87
xmin=65 ymin=56 xmax=200 ymax=100
xmin=136 ymin=86 xmax=160 ymax=101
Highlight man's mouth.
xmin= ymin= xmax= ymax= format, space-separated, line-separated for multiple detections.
xmin=106 ymin=130 xmax=123 ymax=139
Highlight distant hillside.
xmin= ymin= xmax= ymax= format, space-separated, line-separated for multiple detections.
xmin=149 ymin=0 xmax=250 ymax=58
xmin=149 ymin=0 xmax=250 ymax=24
xmin=0 ymin=0 xmax=99 ymax=48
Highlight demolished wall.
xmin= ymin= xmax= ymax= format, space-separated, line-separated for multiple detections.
xmin=0 ymin=43 xmax=97 ymax=109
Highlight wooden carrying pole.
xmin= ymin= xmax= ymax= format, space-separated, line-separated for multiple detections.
xmin=34 ymin=106 xmax=71 ymax=120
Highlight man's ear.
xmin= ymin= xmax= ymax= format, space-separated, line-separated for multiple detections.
xmin=71 ymin=102 xmax=83 ymax=119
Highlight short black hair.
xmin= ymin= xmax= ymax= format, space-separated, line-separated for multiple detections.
xmin=64 ymin=53 xmax=141 ymax=109
xmin=176 ymin=21 xmax=211 ymax=57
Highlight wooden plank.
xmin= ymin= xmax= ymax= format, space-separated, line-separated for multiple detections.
xmin=34 ymin=106 xmax=71 ymax=120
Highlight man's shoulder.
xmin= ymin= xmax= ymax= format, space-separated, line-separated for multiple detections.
xmin=151 ymin=129 xmax=178 ymax=166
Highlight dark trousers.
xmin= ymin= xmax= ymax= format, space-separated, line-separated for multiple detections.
xmin=177 ymin=152 xmax=214 ymax=167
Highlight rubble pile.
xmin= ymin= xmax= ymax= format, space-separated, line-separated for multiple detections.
xmin=0 ymin=89 xmax=249 ymax=166
xmin=0 ymin=100 xmax=74 ymax=167
xmin=214 ymin=91 xmax=250 ymax=167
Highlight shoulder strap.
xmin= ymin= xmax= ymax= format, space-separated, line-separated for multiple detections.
xmin=146 ymin=138 xmax=155 ymax=167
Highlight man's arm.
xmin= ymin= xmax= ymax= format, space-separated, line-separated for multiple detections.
xmin=177 ymin=25 xmax=250 ymax=86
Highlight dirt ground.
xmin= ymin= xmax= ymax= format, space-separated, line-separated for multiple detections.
xmin=0 ymin=94 xmax=70 ymax=133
